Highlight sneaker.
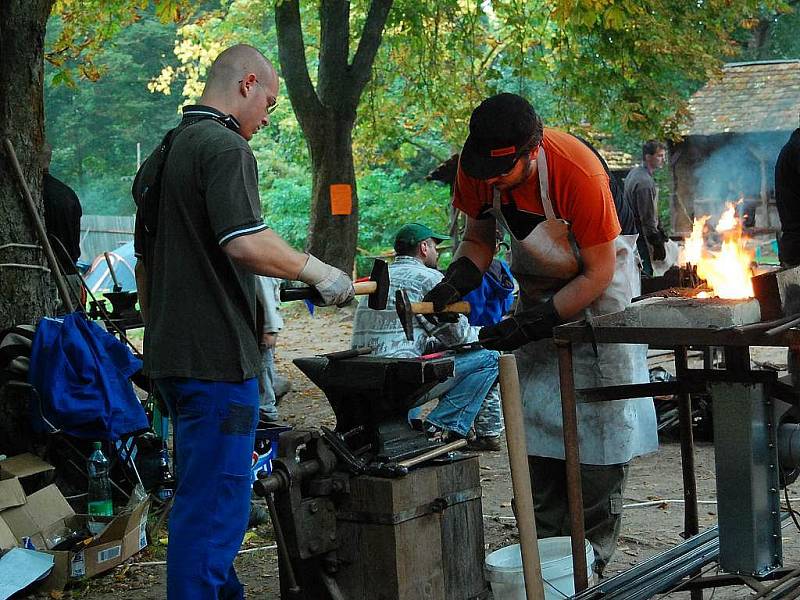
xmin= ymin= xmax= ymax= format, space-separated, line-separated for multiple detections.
xmin=468 ymin=435 xmax=503 ymax=452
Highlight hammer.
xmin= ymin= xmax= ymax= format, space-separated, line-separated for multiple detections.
xmin=395 ymin=289 xmax=471 ymax=341
xmin=281 ymin=259 xmax=389 ymax=309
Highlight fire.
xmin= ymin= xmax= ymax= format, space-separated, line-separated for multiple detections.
xmin=715 ymin=202 xmax=737 ymax=233
xmin=681 ymin=206 xmax=754 ymax=299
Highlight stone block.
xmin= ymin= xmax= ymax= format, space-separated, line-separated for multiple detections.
xmin=620 ymin=296 xmax=762 ymax=329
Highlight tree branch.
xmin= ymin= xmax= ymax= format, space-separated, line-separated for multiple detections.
xmin=317 ymin=0 xmax=350 ymax=103
xmin=275 ymin=0 xmax=323 ymax=134
xmin=346 ymin=0 xmax=392 ymax=109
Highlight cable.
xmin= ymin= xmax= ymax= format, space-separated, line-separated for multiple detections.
xmin=785 ymin=487 xmax=800 ymax=533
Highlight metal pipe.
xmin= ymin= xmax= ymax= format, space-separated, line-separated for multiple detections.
xmin=557 ymin=340 xmax=588 ymax=593
xmin=674 ymin=346 xmax=699 ymax=540
xmin=674 ymin=346 xmax=701 ymax=600
xmin=2 ymin=138 xmax=75 ymax=312
xmin=499 ymin=353 xmax=545 ymax=600
xmin=266 ymin=492 xmax=300 ymax=594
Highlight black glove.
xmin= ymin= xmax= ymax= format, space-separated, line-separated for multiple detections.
xmin=646 ymin=233 xmax=667 ymax=262
xmin=479 ymin=298 xmax=561 ymax=351
xmin=422 ymin=257 xmax=483 ymax=323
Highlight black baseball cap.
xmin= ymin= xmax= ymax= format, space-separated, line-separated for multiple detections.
xmin=460 ymin=93 xmax=542 ymax=180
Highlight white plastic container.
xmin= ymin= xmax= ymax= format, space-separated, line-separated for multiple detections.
xmin=485 ymin=537 xmax=595 ymax=600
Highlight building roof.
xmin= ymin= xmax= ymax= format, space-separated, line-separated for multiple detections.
xmin=684 ymin=60 xmax=800 ymax=136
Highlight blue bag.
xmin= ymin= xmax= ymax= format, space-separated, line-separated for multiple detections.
xmin=28 ymin=312 xmax=148 ymax=441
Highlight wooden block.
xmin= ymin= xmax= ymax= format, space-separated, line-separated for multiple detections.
xmin=752 ymin=265 xmax=800 ymax=320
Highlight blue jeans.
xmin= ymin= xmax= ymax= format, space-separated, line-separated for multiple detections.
xmin=157 ymin=377 xmax=259 ymax=600
xmin=419 ymin=348 xmax=499 ymax=437
xmin=258 ymin=346 xmax=278 ymax=421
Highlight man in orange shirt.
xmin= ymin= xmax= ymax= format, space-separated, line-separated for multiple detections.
xmin=424 ymin=93 xmax=657 ymax=575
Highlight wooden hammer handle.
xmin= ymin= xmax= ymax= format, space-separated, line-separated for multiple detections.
xmin=409 ymin=300 xmax=471 ymax=315
xmin=354 ymin=281 xmax=377 ymax=295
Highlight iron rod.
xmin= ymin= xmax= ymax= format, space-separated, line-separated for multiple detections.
xmin=557 ymin=340 xmax=588 ymax=593
xmin=2 ymin=138 xmax=75 ymax=312
xmin=675 ymin=345 xmax=702 ymax=600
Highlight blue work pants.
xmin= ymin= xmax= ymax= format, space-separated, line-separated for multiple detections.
xmin=157 ymin=377 xmax=259 ymax=600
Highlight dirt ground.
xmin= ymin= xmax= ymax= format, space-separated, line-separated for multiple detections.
xmin=28 ymin=305 xmax=800 ymax=599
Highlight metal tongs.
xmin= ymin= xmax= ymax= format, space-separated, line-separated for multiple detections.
xmin=721 ymin=312 xmax=800 ymax=336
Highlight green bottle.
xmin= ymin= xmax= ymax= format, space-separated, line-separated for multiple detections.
xmin=87 ymin=442 xmax=113 ymax=534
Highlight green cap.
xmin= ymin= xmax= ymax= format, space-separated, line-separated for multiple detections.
xmin=394 ymin=223 xmax=448 ymax=247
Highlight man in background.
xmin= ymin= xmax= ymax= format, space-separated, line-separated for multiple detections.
xmin=351 ymin=223 xmax=500 ymax=444
xmin=623 ymin=140 xmax=671 ymax=276
xmin=776 ymin=114 xmax=800 ymax=267
xmin=42 ymin=142 xmax=83 ymax=307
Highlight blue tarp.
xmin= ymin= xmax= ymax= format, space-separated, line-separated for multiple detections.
xmin=28 ymin=312 xmax=148 ymax=441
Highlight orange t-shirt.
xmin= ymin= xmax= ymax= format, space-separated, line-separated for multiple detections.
xmin=453 ymin=128 xmax=621 ymax=249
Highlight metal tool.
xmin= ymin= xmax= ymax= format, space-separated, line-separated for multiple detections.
xmin=281 ymin=258 xmax=389 ymax=309
xmin=395 ymin=288 xmax=471 ymax=341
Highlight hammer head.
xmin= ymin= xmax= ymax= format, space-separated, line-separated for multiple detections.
xmin=368 ymin=259 xmax=389 ymax=310
xmin=395 ymin=289 xmax=415 ymax=341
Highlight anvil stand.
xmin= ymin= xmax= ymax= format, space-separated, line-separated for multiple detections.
xmin=256 ymin=353 xmax=488 ymax=600
xmin=553 ymin=318 xmax=800 ymax=599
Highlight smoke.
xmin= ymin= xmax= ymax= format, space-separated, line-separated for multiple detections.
xmin=692 ymin=131 xmax=789 ymax=216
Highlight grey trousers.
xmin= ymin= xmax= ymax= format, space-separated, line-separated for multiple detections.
xmin=527 ymin=456 xmax=629 ymax=576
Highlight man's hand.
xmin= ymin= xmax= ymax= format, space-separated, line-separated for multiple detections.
xmin=647 ymin=233 xmax=667 ymax=262
xmin=422 ymin=256 xmax=483 ymax=323
xmin=479 ymin=299 xmax=561 ymax=351
xmin=261 ymin=332 xmax=278 ymax=349
xmin=298 ymin=254 xmax=355 ymax=307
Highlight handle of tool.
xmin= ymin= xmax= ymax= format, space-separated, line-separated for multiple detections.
xmin=409 ymin=300 xmax=471 ymax=315
xmin=104 ymin=251 xmax=122 ymax=292
xmin=766 ymin=315 xmax=800 ymax=337
xmin=396 ymin=438 xmax=467 ymax=469
xmin=3 ymin=138 xmax=75 ymax=313
xmin=281 ymin=280 xmax=376 ymax=302
xmin=499 ymin=354 xmax=545 ymax=600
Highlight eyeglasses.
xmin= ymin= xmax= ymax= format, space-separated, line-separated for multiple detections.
xmin=239 ymin=78 xmax=279 ymax=114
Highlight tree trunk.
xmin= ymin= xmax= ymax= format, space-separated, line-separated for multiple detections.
xmin=305 ymin=114 xmax=358 ymax=272
xmin=275 ymin=0 xmax=392 ymax=274
xmin=0 ymin=0 xmax=56 ymax=332
xmin=0 ymin=0 xmax=55 ymax=456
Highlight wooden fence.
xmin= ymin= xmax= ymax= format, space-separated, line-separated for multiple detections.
xmin=79 ymin=214 xmax=135 ymax=263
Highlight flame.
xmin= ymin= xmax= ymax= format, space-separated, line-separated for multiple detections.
xmin=680 ymin=215 xmax=709 ymax=266
xmin=681 ymin=207 xmax=754 ymax=299
xmin=715 ymin=202 xmax=737 ymax=233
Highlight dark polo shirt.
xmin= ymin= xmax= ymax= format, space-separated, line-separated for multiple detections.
xmin=776 ymin=128 xmax=800 ymax=266
xmin=140 ymin=106 xmax=268 ymax=381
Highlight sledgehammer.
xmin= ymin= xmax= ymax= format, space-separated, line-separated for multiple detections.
xmin=395 ymin=289 xmax=471 ymax=341
xmin=281 ymin=258 xmax=389 ymax=309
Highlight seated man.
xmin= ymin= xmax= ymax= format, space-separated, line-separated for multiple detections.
xmin=352 ymin=223 xmax=500 ymax=444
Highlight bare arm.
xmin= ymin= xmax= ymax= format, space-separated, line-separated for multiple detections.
xmin=552 ymin=239 xmax=616 ymax=320
xmin=223 ymin=229 xmax=309 ymax=279
xmin=454 ymin=215 xmax=497 ymax=272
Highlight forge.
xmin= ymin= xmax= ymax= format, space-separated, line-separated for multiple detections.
xmin=614 ymin=295 xmax=762 ymax=329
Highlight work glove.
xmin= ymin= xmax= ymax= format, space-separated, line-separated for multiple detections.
xmin=422 ymin=257 xmax=484 ymax=323
xmin=298 ymin=254 xmax=355 ymax=307
xmin=479 ymin=298 xmax=561 ymax=352
xmin=646 ymin=233 xmax=667 ymax=262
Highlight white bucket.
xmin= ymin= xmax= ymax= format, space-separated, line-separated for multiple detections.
xmin=485 ymin=537 xmax=595 ymax=600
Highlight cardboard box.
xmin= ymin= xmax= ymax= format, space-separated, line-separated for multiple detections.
xmin=0 ymin=454 xmax=150 ymax=590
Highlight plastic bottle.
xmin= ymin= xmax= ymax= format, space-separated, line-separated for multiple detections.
xmin=87 ymin=442 xmax=113 ymax=534
xmin=156 ymin=443 xmax=174 ymax=502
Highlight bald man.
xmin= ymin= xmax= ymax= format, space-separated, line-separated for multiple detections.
xmin=133 ymin=44 xmax=354 ymax=599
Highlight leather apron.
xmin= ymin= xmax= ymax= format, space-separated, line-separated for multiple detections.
xmin=489 ymin=148 xmax=658 ymax=465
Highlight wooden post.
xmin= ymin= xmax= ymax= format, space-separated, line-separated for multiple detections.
xmin=499 ymin=354 xmax=545 ymax=600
